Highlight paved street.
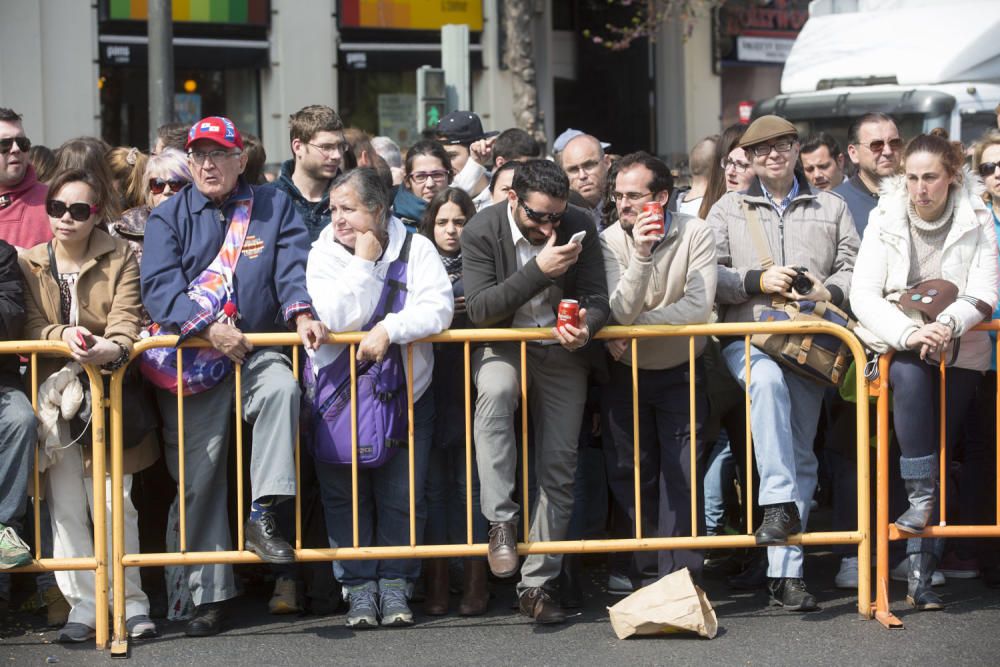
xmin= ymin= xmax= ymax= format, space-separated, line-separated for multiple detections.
xmin=3 ymin=550 xmax=1000 ymax=666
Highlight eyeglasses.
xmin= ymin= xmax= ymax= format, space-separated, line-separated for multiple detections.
xmin=519 ymin=200 xmax=567 ymax=225
xmin=721 ymin=157 xmax=751 ymax=173
xmin=0 ymin=136 xmax=30 ymax=154
xmin=611 ymin=191 xmax=653 ymax=203
xmin=564 ymin=160 xmax=602 ymax=177
xmin=408 ymin=170 xmax=449 ymax=184
xmin=188 ymin=149 xmax=240 ymax=165
xmin=46 ymin=200 xmax=98 ymax=222
xmin=149 ymin=177 xmax=189 ymax=194
xmin=307 ymin=142 xmax=348 ymax=158
xmin=978 ymin=161 xmax=1000 ymax=178
xmin=858 ymin=138 xmax=903 ymax=154
xmin=749 ymin=139 xmax=796 ymax=157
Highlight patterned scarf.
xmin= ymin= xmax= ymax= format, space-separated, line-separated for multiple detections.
xmin=439 ymin=251 xmax=462 ymax=283
xmin=187 ymin=193 xmax=253 ymax=323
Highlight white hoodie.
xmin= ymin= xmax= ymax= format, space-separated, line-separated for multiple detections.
xmin=306 ymin=216 xmax=454 ymax=400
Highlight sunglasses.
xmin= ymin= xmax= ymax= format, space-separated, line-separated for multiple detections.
xmin=859 ymin=138 xmax=903 ymax=154
xmin=46 ymin=200 xmax=99 ymax=222
xmin=149 ymin=177 xmax=188 ymax=194
xmin=519 ymin=200 xmax=567 ymax=225
xmin=978 ymin=161 xmax=1000 ymax=178
xmin=0 ymin=136 xmax=30 ymax=154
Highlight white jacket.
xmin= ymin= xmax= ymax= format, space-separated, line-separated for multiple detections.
xmin=850 ymin=170 xmax=999 ymax=370
xmin=306 ymin=216 xmax=454 ymax=400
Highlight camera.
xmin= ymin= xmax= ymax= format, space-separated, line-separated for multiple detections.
xmin=791 ymin=266 xmax=814 ymax=295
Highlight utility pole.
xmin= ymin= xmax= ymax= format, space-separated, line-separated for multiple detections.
xmin=148 ymin=0 xmax=174 ymax=150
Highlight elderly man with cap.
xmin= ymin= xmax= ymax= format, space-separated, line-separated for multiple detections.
xmin=141 ymin=116 xmax=328 ymax=637
xmin=705 ymin=114 xmax=858 ymax=612
xmin=436 ymin=111 xmax=499 ymax=211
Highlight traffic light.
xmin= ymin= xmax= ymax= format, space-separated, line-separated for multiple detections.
xmin=417 ymin=66 xmax=447 ymax=132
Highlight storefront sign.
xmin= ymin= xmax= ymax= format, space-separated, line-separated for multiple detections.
xmin=340 ymin=0 xmax=483 ymax=31
xmin=378 ymin=94 xmax=418 ymax=147
xmin=104 ymin=0 xmax=269 ymax=25
xmin=736 ymin=36 xmax=794 ymax=63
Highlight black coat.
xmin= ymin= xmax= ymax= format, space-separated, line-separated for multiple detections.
xmin=0 ymin=239 xmax=27 ymax=392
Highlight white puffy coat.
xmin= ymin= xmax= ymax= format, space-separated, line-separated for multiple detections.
xmin=850 ymin=170 xmax=999 ymax=371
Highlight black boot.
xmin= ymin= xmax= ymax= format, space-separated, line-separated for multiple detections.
xmin=767 ymin=577 xmax=818 ymax=612
xmin=754 ymin=502 xmax=801 ymax=545
xmin=558 ymin=554 xmax=583 ymax=609
xmin=895 ymin=455 xmax=937 ymax=534
xmin=906 ymin=553 xmax=944 ymax=611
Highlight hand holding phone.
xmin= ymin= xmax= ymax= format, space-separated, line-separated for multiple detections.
xmin=76 ymin=330 xmax=96 ymax=351
xmin=568 ymin=230 xmax=587 ymax=245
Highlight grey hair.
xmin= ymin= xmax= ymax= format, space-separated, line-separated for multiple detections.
xmin=371 ymin=136 xmax=403 ymax=169
xmin=330 ymin=167 xmax=391 ymax=231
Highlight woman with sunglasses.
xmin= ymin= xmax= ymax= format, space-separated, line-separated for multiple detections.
xmin=18 ymin=168 xmax=158 ymax=642
xmin=393 ymin=140 xmax=453 ymax=232
xmin=417 ymin=187 xmax=490 ymax=616
xmin=108 ymin=148 xmax=191 ymax=267
xmin=851 ymin=134 xmax=999 ymax=611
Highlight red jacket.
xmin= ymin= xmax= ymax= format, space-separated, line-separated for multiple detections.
xmin=0 ymin=165 xmax=52 ymax=250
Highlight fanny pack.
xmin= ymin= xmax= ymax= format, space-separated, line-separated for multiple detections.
xmin=743 ymin=201 xmax=856 ymax=386
xmin=139 ymin=194 xmax=252 ymax=395
xmin=303 ymin=232 xmax=413 ymax=467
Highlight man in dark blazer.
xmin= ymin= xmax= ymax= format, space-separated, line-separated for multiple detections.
xmin=461 ymin=159 xmax=609 ymax=624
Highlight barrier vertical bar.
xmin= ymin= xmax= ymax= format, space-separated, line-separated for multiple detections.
xmin=689 ymin=336 xmax=698 ymax=537
xmin=744 ymin=336 xmax=754 ymax=534
xmin=874 ymin=354 xmax=902 ymax=627
xmin=631 ymin=339 xmax=641 ymax=540
xmin=996 ymin=333 xmax=1000 ymax=525
xmin=292 ymin=345 xmax=301 ymax=549
xmin=235 ymin=364 xmax=245 ymax=550
xmin=110 ymin=367 xmax=127 ymax=653
xmin=854 ymin=345 xmax=872 ymax=618
xmin=350 ymin=343 xmax=359 ymax=548
xmin=938 ymin=359 xmax=947 ymax=525
xmin=521 ymin=341 xmax=529 ymax=542
xmin=407 ymin=344 xmax=416 ymax=547
xmin=31 ymin=353 xmax=40 ymax=557
xmin=464 ymin=341 xmax=473 ymax=544
xmin=87 ymin=369 xmax=108 ymax=648
xmin=176 ymin=349 xmax=187 ymax=552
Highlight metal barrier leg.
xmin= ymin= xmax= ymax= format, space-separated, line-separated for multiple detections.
xmin=855 ymin=359 xmax=872 ymax=619
xmin=88 ymin=370 xmax=109 ymax=648
xmin=874 ymin=355 xmax=902 ymax=628
xmin=110 ymin=369 xmax=129 ymax=656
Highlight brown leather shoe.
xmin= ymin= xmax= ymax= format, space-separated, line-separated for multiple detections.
xmin=458 ymin=559 xmax=490 ymax=616
xmin=423 ymin=558 xmax=450 ymax=616
xmin=487 ymin=522 xmax=519 ymax=577
xmin=518 ymin=587 xmax=565 ymax=625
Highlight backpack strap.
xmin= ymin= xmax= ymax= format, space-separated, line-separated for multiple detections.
xmin=363 ymin=231 xmax=413 ymax=330
xmin=741 ymin=199 xmax=774 ymax=270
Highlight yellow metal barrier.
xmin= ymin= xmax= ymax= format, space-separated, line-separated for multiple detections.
xmin=0 ymin=340 xmax=109 ymax=649
xmin=872 ymin=321 xmax=1000 ymax=629
xmin=106 ymin=321 xmax=872 ymax=654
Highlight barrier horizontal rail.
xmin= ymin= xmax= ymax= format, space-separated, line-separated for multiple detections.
xmin=872 ymin=320 xmax=1000 ymax=629
xmin=106 ymin=321 xmax=871 ymax=655
xmin=0 ymin=341 xmax=109 ymax=649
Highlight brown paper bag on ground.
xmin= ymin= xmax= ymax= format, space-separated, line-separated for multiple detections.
xmin=607 ymin=567 xmax=718 ymax=639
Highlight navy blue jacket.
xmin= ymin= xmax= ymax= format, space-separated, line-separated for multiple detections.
xmin=270 ymin=159 xmax=331 ymax=243
xmin=141 ymin=179 xmax=313 ymax=340
xmin=833 ymin=174 xmax=879 ymax=239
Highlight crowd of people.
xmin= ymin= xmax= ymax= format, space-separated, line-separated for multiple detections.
xmin=0 ymin=100 xmax=998 ymax=642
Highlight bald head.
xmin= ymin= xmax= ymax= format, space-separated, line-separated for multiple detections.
xmin=561 ymin=134 xmax=610 ymax=207
xmin=689 ymin=136 xmax=717 ymax=178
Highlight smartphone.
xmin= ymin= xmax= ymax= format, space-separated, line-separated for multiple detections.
xmin=568 ymin=230 xmax=587 ymax=245
xmin=76 ymin=331 xmax=95 ymax=350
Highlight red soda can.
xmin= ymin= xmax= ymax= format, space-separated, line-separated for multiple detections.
xmin=642 ymin=201 xmax=664 ymax=235
xmin=557 ymin=299 xmax=580 ymax=331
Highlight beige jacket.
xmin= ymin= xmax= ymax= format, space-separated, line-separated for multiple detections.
xmin=601 ymin=211 xmax=717 ymax=369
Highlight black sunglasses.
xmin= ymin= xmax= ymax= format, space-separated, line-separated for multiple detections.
xmin=519 ymin=200 xmax=567 ymax=225
xmin=46 ymin=200 xmax=98 ymax=222
xmin=149 ymin=177 xmax=188 ymax=194
xmin=978 ymin=161 xmax=1000 ymax=178
xmin=0 ymin=136 xmax=30 ymax=154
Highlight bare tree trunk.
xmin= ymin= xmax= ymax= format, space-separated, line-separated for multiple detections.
xmin=503 ymin=0 xmax=546 ymax=147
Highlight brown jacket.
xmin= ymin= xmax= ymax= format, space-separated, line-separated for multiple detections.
xmin=19 ymin=229 xmax=158 ymax=475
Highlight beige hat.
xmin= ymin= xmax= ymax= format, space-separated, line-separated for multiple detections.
xmin=738 ymin=115 xmax=798 ymax=149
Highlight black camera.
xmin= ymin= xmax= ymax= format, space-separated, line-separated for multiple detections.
xmin=791 ymin=266 xmax=813 ymax=295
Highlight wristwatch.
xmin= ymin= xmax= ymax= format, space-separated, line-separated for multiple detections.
xmin=935 ymin=313 xmax=958 ymax=335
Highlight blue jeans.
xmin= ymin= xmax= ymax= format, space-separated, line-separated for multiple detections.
xmin=425 ymin=441 xmax=489 ymax=548
xmin=704 ymin=436 xmax=734 ymax=536
xmin=315 ymin=391 xmax=434 ymax=587
xmin=0 ymin=387 xmax=37 ymax=601
xmin=721 ymin=343 xmax=825 ymax=578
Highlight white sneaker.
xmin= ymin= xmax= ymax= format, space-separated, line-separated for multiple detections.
xmin=835 ymin=556 xmax=859 ymax=589
xmin=890 ymin=559 xmax=946 ymax=586
xmin=268 ymin=576 xmax=301 ymax=615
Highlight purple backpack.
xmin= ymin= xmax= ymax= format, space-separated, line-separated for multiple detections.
xmin=305 ymin=233 xmax=412 ymax=467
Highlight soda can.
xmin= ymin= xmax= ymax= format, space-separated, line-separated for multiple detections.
xmin=642 ymin=201 xmax=664 ymax=235
xmin=557 ymin=299 xmax=580 ymax=331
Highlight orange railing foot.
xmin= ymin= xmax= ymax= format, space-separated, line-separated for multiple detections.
xmin=875 ymin=610 xmax=904 ymax=629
